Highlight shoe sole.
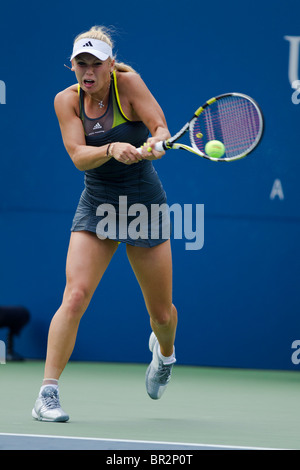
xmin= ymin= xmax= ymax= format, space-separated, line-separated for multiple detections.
xmin=145 ymin=364 xmax=161 ymax=400
xmin=32 ymin=408 xmax=69 ymax=422
xmin=149 ymin=332 xmax=157 ymax=353
xmin=146 ymin=332 xmax=163 ymax=400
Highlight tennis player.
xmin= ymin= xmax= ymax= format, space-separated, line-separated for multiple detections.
xmin=32 ymin=26 xmax=177 ymax=422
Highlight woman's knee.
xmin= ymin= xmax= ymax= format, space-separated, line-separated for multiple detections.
xmin=62 ymin=285 xmax=91 ymax=319
xmin=150 ymin=303 xmax=177 ymax=328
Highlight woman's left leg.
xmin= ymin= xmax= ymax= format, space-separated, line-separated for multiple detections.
xmin=126 ymin=240 xmax=177 ymax=358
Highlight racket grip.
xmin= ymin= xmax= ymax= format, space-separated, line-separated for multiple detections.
xmin=154 ymin=141 xmax=165 ymax=152
xmin=136 ymin=141 xmax=166 ymax=154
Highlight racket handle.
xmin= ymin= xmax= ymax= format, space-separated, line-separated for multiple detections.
xmin=154 ymin=141 xmax=165 ymax=152
xmin=136 ymin=141 xmax=166 ymax=154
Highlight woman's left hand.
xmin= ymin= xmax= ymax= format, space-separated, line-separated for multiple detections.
xmin=140 ymin=138 xmax=166 ymax=160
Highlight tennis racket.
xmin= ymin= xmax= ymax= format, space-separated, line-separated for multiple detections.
xmin=139 ymin=93 xmax=264 ymax=162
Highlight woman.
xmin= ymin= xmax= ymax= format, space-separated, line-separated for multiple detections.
xmin=32 ymin=26 xmax=178 ymax=422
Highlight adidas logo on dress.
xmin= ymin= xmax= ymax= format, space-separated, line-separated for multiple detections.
xmin=93 ymin=122 xmax=102 ymax=130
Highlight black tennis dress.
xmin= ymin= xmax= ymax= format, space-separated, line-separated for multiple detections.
xmin=71 ymin=71 xmax=169 ymax=247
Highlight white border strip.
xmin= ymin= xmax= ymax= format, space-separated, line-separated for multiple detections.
xmin=0 ymin=433 xmax=289 ymax=450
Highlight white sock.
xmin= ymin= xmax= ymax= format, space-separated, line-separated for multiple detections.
xmin=39 ymin=379 xmax=59 ymax=396
xmin=158 ymin=347 xmax=176 ymax=365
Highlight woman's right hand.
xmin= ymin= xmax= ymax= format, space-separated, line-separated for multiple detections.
xmin=109 ymin=142 xmax=142 ymax=164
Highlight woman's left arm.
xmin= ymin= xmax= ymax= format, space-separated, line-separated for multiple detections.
xmin=117 ymin=72 xmax=171 ymax=159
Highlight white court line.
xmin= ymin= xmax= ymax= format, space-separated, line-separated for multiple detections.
xmin=0 ymin=433 xmax=288 ymax=450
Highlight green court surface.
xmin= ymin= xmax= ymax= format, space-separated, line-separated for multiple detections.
xmin=0 ymin=361 xmax=299 ymax=450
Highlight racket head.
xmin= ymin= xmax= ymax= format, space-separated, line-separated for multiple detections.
xmin=190 ymin=93 xmax=264 ymax=162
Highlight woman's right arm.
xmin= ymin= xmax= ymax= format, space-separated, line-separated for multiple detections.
xmin=54 ymin=89 xmax=111 ymax=171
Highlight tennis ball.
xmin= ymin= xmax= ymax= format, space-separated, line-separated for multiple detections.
xmin=205 ymin=140 xmax=225 ymax=158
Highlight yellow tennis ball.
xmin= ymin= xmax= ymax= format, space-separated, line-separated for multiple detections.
xmin=205 ymin=140 xmax=225 ymax=158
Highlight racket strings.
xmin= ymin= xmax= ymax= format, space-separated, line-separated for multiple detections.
xmin=192 ymin=96 xmax=261 ymax=159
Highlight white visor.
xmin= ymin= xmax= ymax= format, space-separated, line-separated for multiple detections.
xmin=71 ymin=38 xmax=113 ymax=61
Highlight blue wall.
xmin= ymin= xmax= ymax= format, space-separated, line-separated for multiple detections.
xmin=0 ymin=0 xmax=299 ymax=370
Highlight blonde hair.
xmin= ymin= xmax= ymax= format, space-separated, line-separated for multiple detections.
xmin=74 ymin=26 xmax=138 ymax=74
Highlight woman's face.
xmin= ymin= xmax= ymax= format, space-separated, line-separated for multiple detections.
xmin=72 ymin=53 xmax=114 ymax=93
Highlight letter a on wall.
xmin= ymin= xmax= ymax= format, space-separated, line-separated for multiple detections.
xmin=270 ymin=179 xmax=284 ymax=200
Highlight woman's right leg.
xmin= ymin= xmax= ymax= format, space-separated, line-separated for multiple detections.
xmin=44 ymin=231 xmax=119 ymax=380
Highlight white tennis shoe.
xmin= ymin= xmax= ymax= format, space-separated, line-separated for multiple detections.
xmin=145 ymin=332 xmax=176 ymax=400
xmin=32 ymin=386 xmax=69 ymax=422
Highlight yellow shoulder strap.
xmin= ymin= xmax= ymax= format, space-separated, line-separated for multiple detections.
xmin=112 ymin=71 xmax=131 ymax=124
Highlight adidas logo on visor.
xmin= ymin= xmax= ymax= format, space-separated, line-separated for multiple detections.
xmin=83 ymin=41 xmax=93 ymax=47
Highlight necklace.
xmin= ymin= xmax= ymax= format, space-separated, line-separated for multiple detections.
xmin=89 ymin=82 xmax=111 ymax=109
